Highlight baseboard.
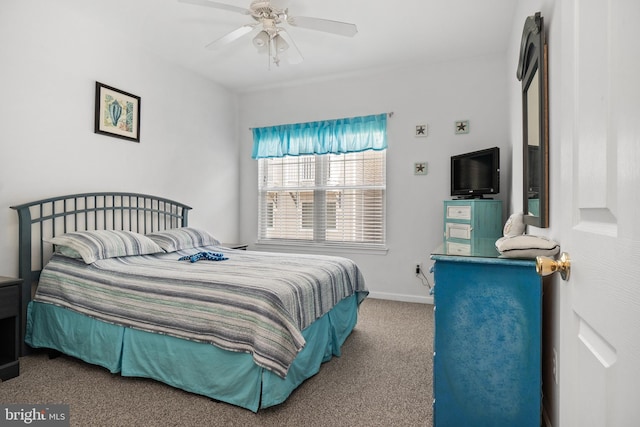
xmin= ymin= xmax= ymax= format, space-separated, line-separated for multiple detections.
xmin=367 ymin=291 xmax=433 ymax=305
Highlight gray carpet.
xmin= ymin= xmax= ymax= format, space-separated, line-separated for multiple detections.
xmin=0 ymin=298 xmax=433 ymax=426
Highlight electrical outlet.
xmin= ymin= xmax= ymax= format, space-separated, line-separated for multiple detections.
xmin=415 ymin=264 xmax=421 ymax=275
xmin=553 ymin=348 xmax=558 ymax=385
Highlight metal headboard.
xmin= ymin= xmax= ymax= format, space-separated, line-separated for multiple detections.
xmin=10 ymin=192 xmax=192 ymax=354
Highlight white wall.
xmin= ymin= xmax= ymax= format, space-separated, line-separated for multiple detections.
xmin=0 ymin=1 xmax=240 ymax=277
xmin=0 ymin=1 xmax=510 ymax=303
xmin=238 ymin=56 xmax=510 ymax=303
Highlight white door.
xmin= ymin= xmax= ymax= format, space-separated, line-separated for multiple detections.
xmin=559 ymin=0 xmax=640 ymax=425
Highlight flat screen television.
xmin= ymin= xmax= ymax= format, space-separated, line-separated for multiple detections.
xmin=450 ymin=147 xmax=500 ymax=198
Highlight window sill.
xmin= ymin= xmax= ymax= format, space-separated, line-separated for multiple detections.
xmin=254 ymin=241 xmax=388 ymax=256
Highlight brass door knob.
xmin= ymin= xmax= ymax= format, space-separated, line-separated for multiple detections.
xmin=536 ymin=252 xmax=571 ymax=281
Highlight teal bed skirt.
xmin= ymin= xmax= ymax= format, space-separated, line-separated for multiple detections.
xmin=25 ymin=294 xmax=359 ymax=412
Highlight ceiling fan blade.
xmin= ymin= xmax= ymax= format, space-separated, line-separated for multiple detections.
xmin=287 ymin=16 xmax=358 ymax=37
xmin=177 ymin=0 xmax=250 ymax=15
xmin=205 ymin=24 xmax=258 ymax=49
xmin=276 ymin=29 xmax=304 ymax=64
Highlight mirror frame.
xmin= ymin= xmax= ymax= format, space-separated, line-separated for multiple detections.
xmin=517 ymin=12 xmax=549 ymax=228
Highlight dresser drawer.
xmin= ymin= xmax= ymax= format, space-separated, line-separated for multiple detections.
xmin=446 ymin=205 xmax=471 ymax=220
xmin=445 ymin=223 xmax=472 ymax=240
xmin=0 ymin=286 xmax=19 ymax=318
xmin=446 ymin=242 xmax=471 ymax=255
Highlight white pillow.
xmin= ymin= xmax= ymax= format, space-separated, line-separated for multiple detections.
xmin=503 ymin=212 xmax=526 ymax=237
xmin=495 ymin=235 xmax=560 ymax=259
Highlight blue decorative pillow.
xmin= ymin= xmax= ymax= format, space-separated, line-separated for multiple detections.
xmin=146 ymin=227 xmax=220 ymax=252
xmin=48 ymin=230 xmax=164 ymax=264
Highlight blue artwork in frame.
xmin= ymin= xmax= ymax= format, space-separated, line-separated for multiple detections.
xmin=94 ymin=82 xmax=141 ymax=142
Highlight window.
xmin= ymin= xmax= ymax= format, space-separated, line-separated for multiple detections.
xmin=258 ymin=150 xmax=386 ymax=247
xmin=253 ymin=113 xmax=388 ymax=249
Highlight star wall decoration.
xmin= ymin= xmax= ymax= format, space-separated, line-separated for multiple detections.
xmin=414 ymin=162 xmax=427 ymax=175
xmin=415 ymin=124 xmax=428 ymax=137
xmin=455 ymin=120 xmax=469 ymax=134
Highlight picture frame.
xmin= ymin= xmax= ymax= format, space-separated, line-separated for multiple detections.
xmin=94 ymin=82 xmax=141 ymax=142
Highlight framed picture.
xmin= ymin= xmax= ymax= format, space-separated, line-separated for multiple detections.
xmin=94 ymin=82 xmax=140 ymax=142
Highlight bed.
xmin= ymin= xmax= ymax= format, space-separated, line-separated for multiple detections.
xmin=11 ymin=192 xmax=367 ymax=412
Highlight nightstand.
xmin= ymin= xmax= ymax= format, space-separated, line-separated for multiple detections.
xmin=0 ymin=276 xmax=22 ymax=381
xmin=221 ymin=243 xmax=248 ymax=250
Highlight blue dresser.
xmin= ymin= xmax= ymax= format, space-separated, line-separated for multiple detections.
xmin=430 ymin=250 xmax=542 ymax=426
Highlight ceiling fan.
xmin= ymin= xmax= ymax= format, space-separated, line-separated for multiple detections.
xmin=178 ymin=0 xmax=358 ymax=67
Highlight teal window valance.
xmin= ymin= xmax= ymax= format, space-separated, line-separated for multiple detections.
xmin=251 ymin=113 xmax=387 ymax=159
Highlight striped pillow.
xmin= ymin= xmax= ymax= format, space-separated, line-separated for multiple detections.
xmin=146 ymin=227 xmax=220 ymax=252
xmin=48 ymin=230 xmax=164 ymax=264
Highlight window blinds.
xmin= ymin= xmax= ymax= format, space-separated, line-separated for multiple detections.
xmin=258 ymin=151 xmax=386 ymax=246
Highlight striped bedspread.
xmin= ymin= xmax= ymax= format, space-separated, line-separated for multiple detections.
xmin=33 ymin=247 xmax=368 ymax=378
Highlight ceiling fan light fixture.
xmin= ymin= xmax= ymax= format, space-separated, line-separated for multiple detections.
xmin=252 ymin=30 xmax=269 ymax=48
xmin=273 ymin=34 xmax=289 ymax=52
xmin=181 ymin=0 xmax=358 ymax=68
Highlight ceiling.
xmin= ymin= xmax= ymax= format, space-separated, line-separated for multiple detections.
xmin=72 ymin=0 xmax=519 ymax=93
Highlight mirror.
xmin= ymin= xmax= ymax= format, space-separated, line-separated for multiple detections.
xmin=517 ymin=12 xmax=549 ymax=227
